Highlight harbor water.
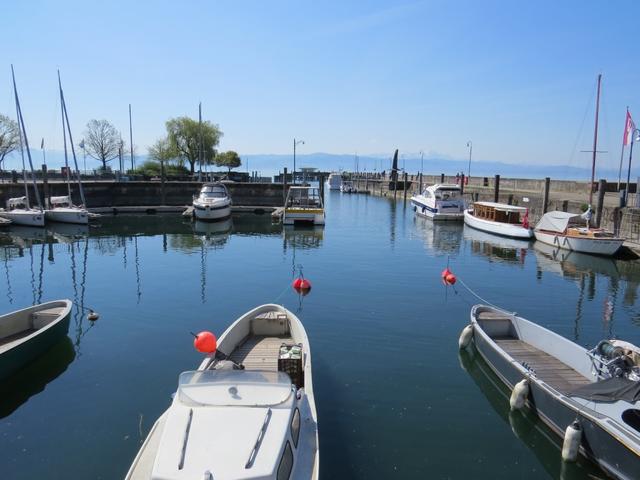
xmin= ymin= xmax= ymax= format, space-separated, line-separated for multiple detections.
xmin=1 ymin=191 xmax=639 ymax=479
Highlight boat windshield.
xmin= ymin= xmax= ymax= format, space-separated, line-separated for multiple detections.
xmin=435 ymin=189 xmax=460 ymax=200
xmin=200 ymin=186 xmax=227 ymax=198
xmin=287 ymin=188 xmax=321 ymax=207
xmin=177 ymin=370 xmax=293 ymax=407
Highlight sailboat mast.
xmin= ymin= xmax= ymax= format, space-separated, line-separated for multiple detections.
xmin=589 ymin=73 xmax=602 ymax=206
xmin=58 ymin=71 xmax=87 ymax=206
xmin=13 ymin=84 xmax=29 ymax=207
xmin=58 ymin=71 xmax=72 ymax=200
xmin=11 ymin=65 xmax=42 ymax=210
xmin=198 ymin=102 xmax=203 ymax=180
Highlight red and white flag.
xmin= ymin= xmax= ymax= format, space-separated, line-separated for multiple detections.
xmin=623 ymin=109 xmax=636 ymax=146
xmin=522 ymin=208 xmax=530 ymax=229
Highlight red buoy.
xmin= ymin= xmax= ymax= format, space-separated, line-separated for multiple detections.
xmin=292 ymin=277 xmax=312 ymax=291
xmin=193 ymin=331 xmax=217 ymax=354
xmin=441 ymin=268 xmax=457 ymax=286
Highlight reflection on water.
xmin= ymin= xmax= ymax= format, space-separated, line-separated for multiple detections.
xmin=283 ymin=225 xmax=324 ymax=250
xmin=459 ymin=346 xmax=604 ymax=480
xmin=412 ymin=216 xmax=462 ymax=255
xmin=0 ymin=337 xmax=75 ymax=419
xmin=464 ymin=225 xmax=530 ymax=267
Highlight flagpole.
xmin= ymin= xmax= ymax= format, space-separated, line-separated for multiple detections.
xmin=617 ymin=106 xmax=629 ymax=191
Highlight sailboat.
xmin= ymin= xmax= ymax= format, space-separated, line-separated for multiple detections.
xmin=0 ymin=66 xmax=45 ymax=227
xmin=534 ymin=75 xmax=624 ymax=256
xmin=45 ymin=72 xmax=89 ymax=225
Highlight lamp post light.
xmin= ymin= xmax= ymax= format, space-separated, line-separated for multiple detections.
xmin=420 ymin=150 xmax=424 ymax=175
xmin=625 ymin=128 xmax=640 ymax=206
xmin=466 ymin=140 xmax=473 ymax=179
xmin=293 ymin=138 xmax=304 ymax=185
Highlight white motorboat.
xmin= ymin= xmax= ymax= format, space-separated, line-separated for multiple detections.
xmin=45 ymin=196 xmax=89 ymax=225
xmin=410 ymin=184 xmax=465 ymax=221
xmin=326 ymin=172 xmax=342 ymax=191
xmin=0 ymin=197 xmax=44 ymax=227
xmin=126 ymin=304 xmax=319 ymax=480
xmin=193 ymin=183 xmax=232 ymax=222
xmin=464 ymin=201 xmax=533 ymax=239
xmin=534 ymin=210 xmax=623 ymax=256
xmin=340 ymin=181 xmax=357 ymax=193
xmin=461 ymin=304 xmax=640 ymax=479
xmin=283 ymin=186 xmax=325 ymax=226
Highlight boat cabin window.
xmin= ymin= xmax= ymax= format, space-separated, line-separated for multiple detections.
xmin=290 ymin=408 xmax=301 ymax=448
xmin=201 ymin=185 xmax=227 ymax=198
xmin=622 ymin=409 xmax=640 ymax=433
xmin=287 ymin=188 xmax=321 ymax=207
xmin=422 ymin=190 xmax=432 ymax=198
xmin=435 ymin=189 xmax=460 ymax=200
xmin=473 ymin=204 xmax=521 ymax=224
xmin=277 ymin=441 xmax=294 ymax=480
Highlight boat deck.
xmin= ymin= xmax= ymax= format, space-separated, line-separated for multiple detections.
xmin=494 ymin=338 xmax=591 ymax=393
xmin=229 ymin=335 xmax=292 ymax=371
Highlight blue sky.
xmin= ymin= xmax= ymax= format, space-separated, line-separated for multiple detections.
xmin=2 ymin=0 xmax=640 ymax=173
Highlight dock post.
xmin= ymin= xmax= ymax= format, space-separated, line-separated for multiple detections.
xmin=320 ymin=174 xmax=325 ymax=203
xmin=160 ymin=160 xmax=166 ymax=205
xmin=460 ymin=174 xmax=465 ymax=195
xmin=42 ymin=164 xmax=49 ymax=207
xmin=494 ymin=174 xmax=500 ymax=202
xmin=283 ymin=167 xmax=288 ymax=204
xmin=596 ymin=178 xmax=606 ymax=227
xmin=365 ymin=173 xmax=369 ymax=193
xmin=418 ymin=173 xmax=423 ymax=194
xmin=440 ymin=173 xmax=445 ymax=183
xmin=542 ymin=177 xmax=551 ymax=213
xmin=562 ymin=200 xmax=568 ymax=212
xmin=507 ymin=194 xmax=513 ymax=205
xmin=403 ymin=172 xmax=408 ymax=202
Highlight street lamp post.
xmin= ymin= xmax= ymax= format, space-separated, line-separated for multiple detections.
xmin=625 ymin=128 xmax=640 ymax=206
xmin=420 ymin=150 xmax=424 ymax=175
xmin=293 ymin=138 xmax=304 ymax=185
xmin=466 ymin=140 xmax=473 ymax=179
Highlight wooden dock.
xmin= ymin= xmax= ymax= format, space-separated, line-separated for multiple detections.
xmin=88 ymin=205 xmax=278 ymax=216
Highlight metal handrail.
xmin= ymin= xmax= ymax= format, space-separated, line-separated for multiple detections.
xmin=245 ymin=408 xmax=272 ymax=469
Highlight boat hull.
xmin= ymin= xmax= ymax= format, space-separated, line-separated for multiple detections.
xmin=464 ymin=210 xmax=533 ymax=238
xmin=283 ymin=209 xmax=325 ymax=226
xmin=45 ymin=207 xmax=89 ymax=225
xmin=0 ymin=301 xmax=72 ymax=380
xmin=471 ymin=309 xmax=640 ymax=480
xmin=0 ymin=209 xmax=45 ymax=227
xmin=534 ymin=230 xmax=623 ymax=256
xmin=411 ymin=197 xmax=464 ymax=221
xmin=193 ymin=201 xmax=231 ymax=221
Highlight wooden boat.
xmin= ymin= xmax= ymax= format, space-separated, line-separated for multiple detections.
xmin=460 ymin=304 xmax=640 ymax=479
xmin=410 ymin=184 xmax=465 ymax=221
xmin=283 ymin=186 xmax=325 ymax=226
xmin=534 ymin=210 xmax=623 ymax=256
xmin=464 ymin=201 xmax=533 ymax=239
xmin=126 ymin=304 xmax=319 ymax=480
xmin=193 ymin=183 xmax=232 ymax=222
xmin=0 ymin=300 xmax=72 ymax=380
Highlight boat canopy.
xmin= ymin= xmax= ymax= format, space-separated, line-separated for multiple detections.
xmin=7 ymin=196 xmax=27 ymax=208
xmin=474 ymin=201 xmax=527 ymax=213
xmin=50 ymin=196 xmax=71 ymax=205
xmin=536 ymin=211 xmax=582 ymax=233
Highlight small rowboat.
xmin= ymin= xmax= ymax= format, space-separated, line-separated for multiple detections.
xmin=126 ymin=304 xmax=319 ymax=480
xmin=0 ymin=300 xmax=72 ymax=380
xmin=460 ymin=304 xmax=640 ymax=479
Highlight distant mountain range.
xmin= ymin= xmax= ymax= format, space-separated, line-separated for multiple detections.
xmin=3 ymin=150 xmax=637 ymax=182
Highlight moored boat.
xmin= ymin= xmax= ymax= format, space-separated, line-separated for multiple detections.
xmin=0 ymin=217 xmax=12 ymax=227
xmin=340 ymin=181 xmax=357 ymax=193
xmin=534 ymin=210 xmax=623 ymax=256
xmin=326 ymin=172 xmax=342 ymax=191
xmin=0 ymin=299 xmax=72 ymax=380
xmin=126 ymin=304 xmax=319 ymax=480
xmin=193 ymin=182 xmax=232 ymax=222
xmin=410 ymin=184 xmax=465 ymax=221
xmin=45 ymin=196 xmax=89 ymax=225
xmin=460 ymin=304 xmax=640 ymax=479
xmin=464 ymin=201 xmax=533 ymax=239
xmin=283 ymin=186 xmax=325 ymax=226
xmin=0 ymin=197 xmax=44 ymax=227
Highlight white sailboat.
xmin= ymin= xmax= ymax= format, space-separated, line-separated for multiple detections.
xmin=45 ymin=71 xmax=89 ymax=225
xmin=0 ymin=66 xmax=45 ymax=227
xmin=534 ymin=75 xmax=623 ymax=256
xmin=126 ymin=304 xmax=319 ymax=480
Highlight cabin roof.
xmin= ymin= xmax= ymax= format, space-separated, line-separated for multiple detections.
xmin=474 ymin=201 xmax=527 ymax=213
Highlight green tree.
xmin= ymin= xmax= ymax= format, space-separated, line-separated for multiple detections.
xmin=84 ymin=119 xmax=122 ymax=170
xmin=216 ymin=150 xmax=241 ymax=173
xmin=0 ymin=114 xmax=20 ymax=171
xmin=165 ymin=117 xmax=222 ymax=174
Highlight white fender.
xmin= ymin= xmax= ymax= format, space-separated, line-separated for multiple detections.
xmin=458 ymin=324 xmax=474 ymax=349
xmin=561 ymin=421 xmax=582 ymax=462
xmin=509 ymin=378 xmax=529 ymax=410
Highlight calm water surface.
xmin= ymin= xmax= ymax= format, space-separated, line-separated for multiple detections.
xmin=1 ymin=192 xmax=640 ymax=479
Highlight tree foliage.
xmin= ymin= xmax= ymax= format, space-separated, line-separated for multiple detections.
xmin=165 ymin=117 xmax=222 ymax=174
xmin=136 ymin=159 xmax=189 ymax=177
xmin=0 ymin=114 xmax=20 ymax=170
xmin=147 ymin=137 xmax=176 ymax=164
xmin=216 ymin=150 xmax=241 ymax=172
xmin=84 ymin=119 xmax=122 ymax=169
